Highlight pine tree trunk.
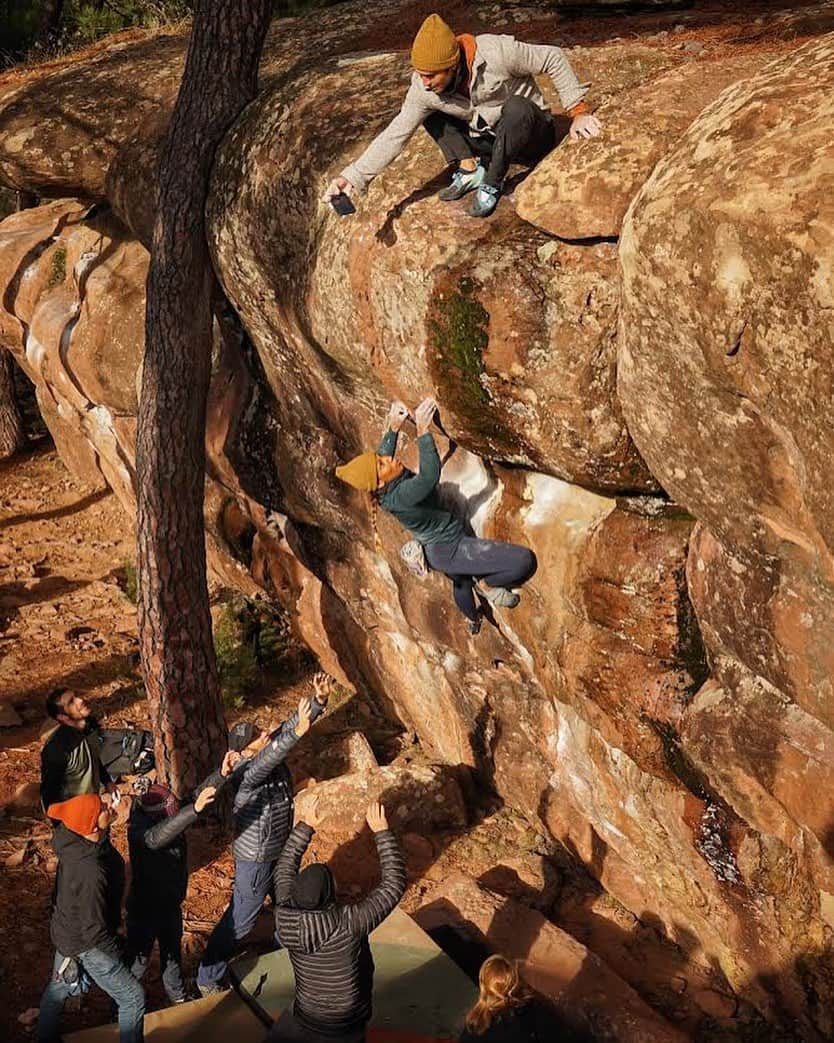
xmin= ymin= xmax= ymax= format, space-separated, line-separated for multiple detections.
xmin=0 ymin=351 xmax=27 ymax=461
xmin=136 ymin=0 xmax=271 ymax=796
xmin=35 ymin=0 xmax=65 ymax=45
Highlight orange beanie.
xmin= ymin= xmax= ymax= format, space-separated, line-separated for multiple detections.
xmin=411 ymin=14 xmax=460 ymax=73
xmin=47 ymin=794 xmax=102 ymax=836
xmin=335 ymin=452 xmax=378 ymax=492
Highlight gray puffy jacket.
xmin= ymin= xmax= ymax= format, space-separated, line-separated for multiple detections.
xmin=218 ymin=699 xmax=326 ymax=863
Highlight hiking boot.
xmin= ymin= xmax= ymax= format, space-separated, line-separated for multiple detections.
xmin=469 ymin=183 xmax=500 ymax=218
xmin=438 ymin=163 xmax=484 ymax=201
xmin=481 ymin=585 xmax=520 ymax=609
xmin=467 ymin=616 xmax=482 ymax=636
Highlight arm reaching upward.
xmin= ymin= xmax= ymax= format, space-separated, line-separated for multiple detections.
xmin=273 ymin=821 xmax=314 ymax=907
xmin=344 ymin=804 xmax=406 ymax=936
xmin=238 ymin=696 xmax=326 ymax=792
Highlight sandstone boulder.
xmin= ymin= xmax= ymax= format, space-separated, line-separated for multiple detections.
xmin=618 ymin=32 xmax=834 ymax=1039
xmin=207 ymin=48 xmax=653 ymax=492
xmin=516 ymin=53 xmax=766 ymax=238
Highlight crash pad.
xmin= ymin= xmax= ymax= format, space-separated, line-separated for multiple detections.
xmin=231 ymin=907 xmax=476 ymax=1042
xmin=66 ymin=989 xmax=264 ymax=1043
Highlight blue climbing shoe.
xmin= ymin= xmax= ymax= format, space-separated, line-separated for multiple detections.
xmin=469 ymin=183 xmax=500 ymax=218
xmin=438 ymin=163 xmax=485 ymax=201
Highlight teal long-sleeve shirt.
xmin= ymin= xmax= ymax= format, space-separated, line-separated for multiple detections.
xmin=377 ymin=430 xmax=464 ymax=546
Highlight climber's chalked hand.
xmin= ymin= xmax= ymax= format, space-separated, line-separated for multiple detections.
xmin=415 ymin=397 xmax=438 ymax=436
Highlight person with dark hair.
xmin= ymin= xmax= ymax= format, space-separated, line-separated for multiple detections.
xmin=460 ymin=955 xmax=579 ymax=1042
xmin=41 ymin=688 xmax=111 ymax=814
xmin=270 ymin=798 xmax=407 ymax=1043
xmin=323 ymin=12 xmax=601 ymax=218
xmin=36 ymin=793 xmax=145 ymax=1043
xmin=335 ymin=399 xmax=537 ymax=635
xmin=125 ymin=782 xmax=219 ymax=1005
xmin=196 ymin=675 xmax=332 ymax=995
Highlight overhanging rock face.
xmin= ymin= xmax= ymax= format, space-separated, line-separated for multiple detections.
xmin=1 ymin=4 xmax=833 ymax=1036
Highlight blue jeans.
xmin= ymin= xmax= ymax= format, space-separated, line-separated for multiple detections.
xmin=197 ymin=858 xmax=275 ymax=987
xmin=37 ymin=949 xmax=145 ymax=1043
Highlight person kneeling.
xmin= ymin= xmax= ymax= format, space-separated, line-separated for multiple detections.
xmin=270 ymin=799 xmax=406 ymax=1042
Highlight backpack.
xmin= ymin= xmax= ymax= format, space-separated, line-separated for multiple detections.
xmin=97 ymin=728 xmax=155 ymax=779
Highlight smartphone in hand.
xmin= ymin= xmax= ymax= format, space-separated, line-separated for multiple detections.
xmin=329 ymin=193 xmax=356 ymax=217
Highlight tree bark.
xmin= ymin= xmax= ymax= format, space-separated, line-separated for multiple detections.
xmin=136 ymin=0 xmax=271 ymax=796
xmin=35 ymin=0 xmax=65 ymax=45
xmin=0 ymin=351 xmax=27 ymax=461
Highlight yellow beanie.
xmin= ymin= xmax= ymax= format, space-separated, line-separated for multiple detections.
xmin=335 ymin=452 xmax=378 ymax=492
xmin=411 ymin=14 xmax=459 ymax=73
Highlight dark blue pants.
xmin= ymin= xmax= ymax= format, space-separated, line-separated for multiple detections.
xmin=126 ymin=901 xmax=185 ymax=1004
xmin=197 ymin=858 xmax=274 ymax=988
xmin=424 ymin=536 xmax=538 ymax=621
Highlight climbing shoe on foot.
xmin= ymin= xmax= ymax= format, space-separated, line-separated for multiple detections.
xmin=469 ymin=183 xmax=500 ymax=218
xmin=482 ymin=585 xmax=520 ymax=609
xmin=438 ymin=163 xmax=485 ymax=201
xmin=468 ymin=616 xmax=482 ymax=636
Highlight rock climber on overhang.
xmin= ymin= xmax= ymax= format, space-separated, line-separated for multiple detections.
xmin=335 ymin=398 xmax=537 ymax=635
xmin=323 ymin=12 xmax=601 ymax=218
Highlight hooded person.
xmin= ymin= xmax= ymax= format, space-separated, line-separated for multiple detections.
xmin=270 ymin=800 xmax=406 ymax=1043
xmin=195 ymin=675 xmax=332 ymax=995
xmin=125 ymin=781 xmax=219 ymax=1005
xmin=36 ymin=794 xmax=146 ymax=1043
xmin=323 ymin=12 xmax=601 ymax=218
xmin=335 ymin=398 xmax=537 ymax=635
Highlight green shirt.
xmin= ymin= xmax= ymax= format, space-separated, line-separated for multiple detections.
xmin=41 ymin=723 xmax=104 ymax=811
xmin=377 ymin=430 xmax=464 ymax=546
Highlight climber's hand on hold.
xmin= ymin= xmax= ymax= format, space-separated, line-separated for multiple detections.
xmin=415 ymin=397 xmax=438 ymax=436
xmin=569 ymin=113 xmax=602 ymax=140
xmin=388 ymin=400 xmax=409 ymax=432
xmin=322 ymin=176 xmax=353 ymax=203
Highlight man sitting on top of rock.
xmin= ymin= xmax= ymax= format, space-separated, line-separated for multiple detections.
xmin=323 ymin=12 xmax=601 ymax=218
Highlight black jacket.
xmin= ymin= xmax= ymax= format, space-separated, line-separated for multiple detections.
xmin=274 ymin=824 xmax=406 ymax=1038
xmin=459 ymin=1001 xmax=591 ymax=1043
xmin=49 ymin=825 xmax=124 ymax=959
xmin=41 ymin=718 xmax=110 ymax=813
xmin=126 ymin=799 xmax=202 ymax=910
